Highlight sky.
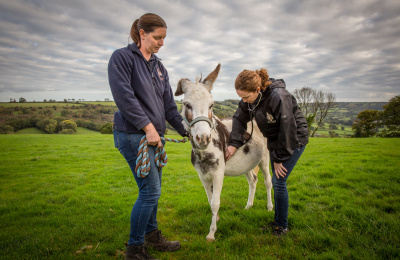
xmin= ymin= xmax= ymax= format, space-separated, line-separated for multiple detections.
xmin=0 ymin=0 xmax=399 ymax=103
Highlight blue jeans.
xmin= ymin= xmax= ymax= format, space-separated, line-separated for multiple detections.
xmin=271 ymin=145 xmax=306 ymax=229
xmin=113 ymin=130 xmax=164 ymax=246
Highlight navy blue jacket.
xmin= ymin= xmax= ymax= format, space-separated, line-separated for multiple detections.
xmin=108 ymin=44 xmax=186 ymax=136
xmin=229 ymin=79 xmax=309 ymax=163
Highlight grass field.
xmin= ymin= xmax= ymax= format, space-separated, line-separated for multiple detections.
xmin=0 ymin=135 xmax=399 ymax=259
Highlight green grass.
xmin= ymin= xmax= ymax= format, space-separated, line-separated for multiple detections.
xmin=15 ymin=127 xmax=47 ymax=134
xmin=0 ymin=136 xmax=399 ymax=259
xmin=75 ymin=127 xmax=101 ymax=135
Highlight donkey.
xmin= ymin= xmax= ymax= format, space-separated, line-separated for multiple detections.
xmin=175 ymin=64 xmax=273 ymax=241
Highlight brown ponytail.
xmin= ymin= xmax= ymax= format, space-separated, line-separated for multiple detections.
xmin=130 ymin=13 xmax=167 ymax=48
xmin=235 ymin=68 xmax=271 ymax=92
xmin=255 ymin=68 xmax=271 ymax=90
xmin=130 ymin=19 xmax=140 ymax=46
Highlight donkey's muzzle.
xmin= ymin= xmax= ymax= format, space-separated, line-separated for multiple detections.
xmin=195 ymin=133 xmax=211 ymax=149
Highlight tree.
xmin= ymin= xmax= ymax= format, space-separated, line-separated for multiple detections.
xmin=293 ymin=87 xmax=317 ymax=131
xmin=19 ymin=97 xmax=26 ymax=103
xmin=60 ymin=120 xmax=77 ymax=133
xmin=37 ymin=119 xmax=58 ymax=134
xmin=352 ymin=109 xmax=380 ymax=137
xmin=293 ymin=87 xmax=336 ymax=137
xmin=379 ymin=95 xmax=400 ymax=137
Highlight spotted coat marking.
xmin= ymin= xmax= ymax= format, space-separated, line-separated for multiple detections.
xmin=191 ymin=150 xmax=219 ymax=174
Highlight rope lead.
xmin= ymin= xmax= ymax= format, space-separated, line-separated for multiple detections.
xmin=135 ymin=136 xmax=188 ymax=178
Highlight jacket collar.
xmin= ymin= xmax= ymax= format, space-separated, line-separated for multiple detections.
xmin=128 ymin=43 xmax=161 ymax=62
xmin=262 ymin=78 xmax=286 ymax=97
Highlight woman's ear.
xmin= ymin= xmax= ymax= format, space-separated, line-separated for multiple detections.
xmin=139 ymin=29 xmax=146 ymax=39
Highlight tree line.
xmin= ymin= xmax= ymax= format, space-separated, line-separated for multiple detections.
xmin=0 ymin=103 xmax=116 ymax=134
xmin=1 ymin=93 xmax=398 ymax=137
xmin=351 ymin=95 xmax=400 ymax=137
xmin=293 ymin=87 xmax=399 ymax=138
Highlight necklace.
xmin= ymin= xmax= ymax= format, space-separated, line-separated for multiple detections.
xmin=248 ymin=92 xmax=262 ymax=112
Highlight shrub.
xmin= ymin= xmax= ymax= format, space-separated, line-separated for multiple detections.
xmin=60 ymin=120 xmax=77 ymax=132
xmin=100 ymin=122 xmax=113 ymax=134
xmin=37 ymin=119 xmax=58 ymax=134
xmin=0 ymin=124 xmax=14 ymax=134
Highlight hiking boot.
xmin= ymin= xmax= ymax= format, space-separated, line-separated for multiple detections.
xmin=145 ymin=230 xmax=181 ymax=252
xmin=125 ymin=244 xmax=158 ymax=260
xmin=273 ymin=226 xmax=289 ymax=237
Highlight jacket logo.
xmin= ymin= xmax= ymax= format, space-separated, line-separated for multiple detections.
xmin=157 ymin=68 xmax=164 ymax=80
xmin=266 ymin=112 xmax=276 ymax=123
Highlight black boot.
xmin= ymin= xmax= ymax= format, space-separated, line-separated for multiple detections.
xmin=125 ymin=244 xmax=158 ymax=260
xmin=145 ymin=230 xmax=181 ymax=252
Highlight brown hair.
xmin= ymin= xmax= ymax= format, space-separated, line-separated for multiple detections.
xmin=235 ymin=68 xmax=271 ymax=92
xmin=130 ymin=13 xmax=167 ymax=48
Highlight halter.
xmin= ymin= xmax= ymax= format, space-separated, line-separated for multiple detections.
xmin=183 ymin=116 xmax=215 ymax=136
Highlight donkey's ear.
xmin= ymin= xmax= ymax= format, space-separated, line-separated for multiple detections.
xmin=203 ymin=63 xmax=221 ymax=92
xmin=175 ymin=78 xmax=191 ymax=96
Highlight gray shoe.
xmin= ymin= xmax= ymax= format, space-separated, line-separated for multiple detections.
xmin=125 ymin=244 xmax=158 ymax=260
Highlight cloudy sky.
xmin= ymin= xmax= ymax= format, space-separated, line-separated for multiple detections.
xmin=0 ymin=0 xmax=399 ymax=103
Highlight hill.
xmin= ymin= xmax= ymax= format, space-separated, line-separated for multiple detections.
xmin=0 ymin=101 xmax=387 ymax=137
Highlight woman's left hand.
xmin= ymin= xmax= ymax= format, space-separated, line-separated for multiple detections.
xmin=274 ymin=162 xmax=287 ymax=179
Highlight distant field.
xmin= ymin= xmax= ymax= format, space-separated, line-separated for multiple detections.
xmin=1 ymin=101 xmax=388 ymax=137
xmin=0 ymin=102 xmax=85 ymax=108
xmin=82 ymin=101 xmax=116 ymax=106
xmin=0 ymin=135 xmax=399 ymax=259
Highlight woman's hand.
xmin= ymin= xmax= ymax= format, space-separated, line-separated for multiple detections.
xmin=142 ymin=123 xmax=162 ymax=147
xmin=225 ymin=146 xmax=237 ymax=161
xmin=274 ymin=162 xmax=287 ymax=179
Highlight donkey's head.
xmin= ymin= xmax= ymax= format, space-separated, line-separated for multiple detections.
xmin=175 ymin=64 xmax=221 ymax=150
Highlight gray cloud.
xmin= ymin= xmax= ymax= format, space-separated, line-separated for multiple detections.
xmin=0 ymin=0 xmax=399 ymax=102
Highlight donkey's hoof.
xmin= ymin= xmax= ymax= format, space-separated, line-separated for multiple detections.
xmin=245 ymin=204 xmax=253 ymax=209
xmin=206 ymin=236 xmax=215 ymax=242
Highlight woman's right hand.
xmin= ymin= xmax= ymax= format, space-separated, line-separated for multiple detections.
xmin=225 ymin=145 xmax=237 ymax=161
xmin=142 ymin=123 xmax=162 ymax=147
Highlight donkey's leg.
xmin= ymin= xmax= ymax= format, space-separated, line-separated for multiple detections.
xmin=259 ymin=156 xmax=273 ymax=211
xmin=200 ymin=177 xmax=220 ymax=222
xmin=201 ymin=178 xmax=213 ymax=206
xmin=206 ymin=173 xmax=224 ymax=242
xmin=244 ymin=169 xmax=258 ymax=209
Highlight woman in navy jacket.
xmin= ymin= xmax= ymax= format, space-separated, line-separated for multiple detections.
xmin=108 ymin=13 xmax=186 ymax=259
xmin=225 ymin=68 xmax=308 ymax=238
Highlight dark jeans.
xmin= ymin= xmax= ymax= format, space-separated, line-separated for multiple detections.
xmin=271 ymin=145 xmax=306 ymax=229
xmin=113 ymin=130 xmax=164 ymax=245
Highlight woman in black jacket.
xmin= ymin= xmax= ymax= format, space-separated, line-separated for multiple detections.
xmin=226 ymin=68 xmax=309 ymax=237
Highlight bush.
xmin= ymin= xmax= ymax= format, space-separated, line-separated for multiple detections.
xmin=0 ymin=124 xmax=14 ymax=134
xmin=37 ymin=119 xmax=58 ymax=134
xmin=100 ymin=122 xmax=113 ymax=134
xmin=60 ymin=120 xmax=77 ymax=132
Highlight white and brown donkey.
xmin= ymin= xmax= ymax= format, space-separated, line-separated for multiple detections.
xmin=175 ymin=64 xmax=273 ymax=241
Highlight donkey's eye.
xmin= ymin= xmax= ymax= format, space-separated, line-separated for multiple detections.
xmin=209 ymin=104 xmax=214 ymax=109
